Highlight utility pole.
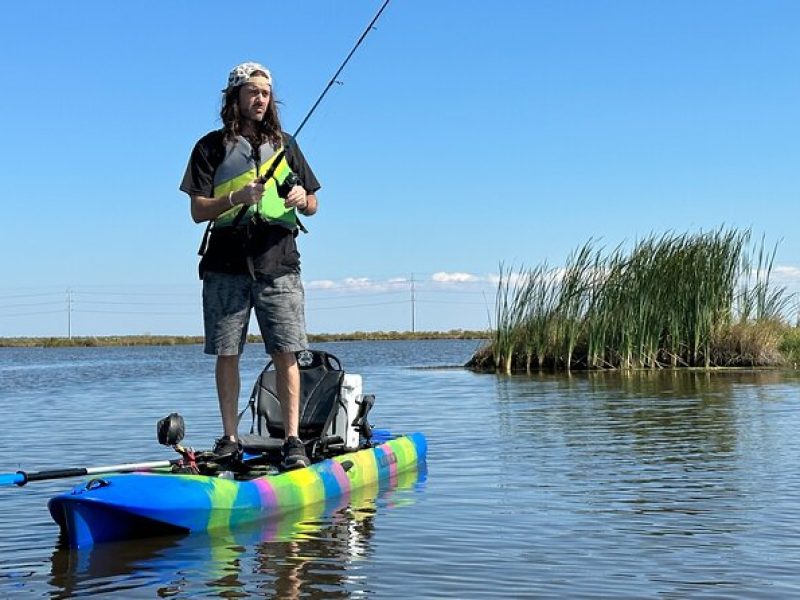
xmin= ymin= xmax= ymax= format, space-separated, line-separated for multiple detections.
xmin=66 ymin=288 xmax=73 ymax=339
xmin=410 ymin=274 xmax=416 ymax=333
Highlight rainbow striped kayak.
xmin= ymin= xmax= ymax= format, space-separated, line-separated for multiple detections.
xmin=48 ymin=432 xmax=426 ymax=549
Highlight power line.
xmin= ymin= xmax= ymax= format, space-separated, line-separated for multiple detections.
xmin=414 ymin=288 xmax=492 ymax=295
xmin=77 ymin=299 xmax=199 ymax=307
xmin=73 ymin=309 xmax=200 ymax=316
xmin=305 ymin=281 xmax=413 ymax=292
xmin=306 ymin=290 xmax=408 ymax=301
xmin=0 ymin=275 xmax=494 ymax=334
xmin=310 ymin=300 xmax=408 ymax=311
xmin=0 ymin=301 xmax=63 ymax=309
xmin=0 ymin=292 xmax=63 ymax=300
xmin=0 ymin=309 xmax=65 ymax=318
xmin=73 ymin=290 xmax=197 ymax=298
xmin=416 ymin=299 xmax=489 ymax=306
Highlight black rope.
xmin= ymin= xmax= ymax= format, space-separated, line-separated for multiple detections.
xmin=292 ymin=0 xmax=392 ymax=139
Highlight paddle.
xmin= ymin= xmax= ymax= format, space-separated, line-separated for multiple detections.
xmin=1 ymin=413 xmax=235 ymax=487
xmin=0 ymin=459 xmax=182 ymax=487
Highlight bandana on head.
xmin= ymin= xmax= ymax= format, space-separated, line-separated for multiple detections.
xmin=245 ymin=76 xmax=271 ymax=90
xmin=225 ymin=62 xmax=272 ymax=91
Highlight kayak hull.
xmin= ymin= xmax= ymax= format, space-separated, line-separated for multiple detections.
xmin=48 ymin=432 xmax=426 ymax=548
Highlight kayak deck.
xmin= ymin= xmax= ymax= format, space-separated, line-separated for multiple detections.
xmin=48 ymin=432 xmax=426 ymax=548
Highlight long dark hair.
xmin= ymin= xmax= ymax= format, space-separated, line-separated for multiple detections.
xmin=220 ymin=75 xmax=283 ymax=148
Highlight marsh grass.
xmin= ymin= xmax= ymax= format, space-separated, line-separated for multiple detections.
xmin=470 ymin=229 xmax=796 ymax=372
xmin=778 ymin=327 xmax=800 ymax=366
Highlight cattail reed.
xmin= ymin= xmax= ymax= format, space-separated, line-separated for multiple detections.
xmin=471 ymin=229 xmax=793 ymax=372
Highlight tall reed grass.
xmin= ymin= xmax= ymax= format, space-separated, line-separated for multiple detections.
xmin=473 ymin=229 xmax=794 ymax=373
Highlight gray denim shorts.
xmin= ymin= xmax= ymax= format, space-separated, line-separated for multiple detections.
xmin=202 ymin=271 xmax=308 ymax=356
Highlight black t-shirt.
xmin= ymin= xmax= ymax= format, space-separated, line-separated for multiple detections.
xmin=180 ymin=130 xmax=321 ymax=278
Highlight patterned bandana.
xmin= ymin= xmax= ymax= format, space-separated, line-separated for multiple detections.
xmin=225 ymin=62 xmax=272 ymax=91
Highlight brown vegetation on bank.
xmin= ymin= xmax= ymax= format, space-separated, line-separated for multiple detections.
xmin=0 ymin=330 xmax=488 ymax=348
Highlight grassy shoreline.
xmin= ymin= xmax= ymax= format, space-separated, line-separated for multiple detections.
xmin=468 ymin=229 xmax=800 ymax=373
xmin=0 ymin=330 xmax=489 ymax=348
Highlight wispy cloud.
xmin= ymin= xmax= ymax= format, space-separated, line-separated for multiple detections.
xmin=431 ymin=271 xmax=480 ymax=283
xmin=773 ymin=265 xmax=800 ymax=281
xmin=739 ymin=265 xmax=800 ymax=290
xmin=341 ymin=277 xmax=374 ymax=288
xmin=305 ymin=279 xmax=338 ymax=290
xmin=305 ymin=272 xmax=495 ymax=293
xmin=304 ymin=264 xmax=800 ymax=293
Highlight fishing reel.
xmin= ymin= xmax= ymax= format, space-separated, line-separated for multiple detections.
xmin=276 ymin=172 xmax=301 ymax=199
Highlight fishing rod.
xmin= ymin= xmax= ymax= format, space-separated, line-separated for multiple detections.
xmin=252 ymin=0 xmax=392 ymax=198
xmin=292 ymin=0 xmax=392 ymax=140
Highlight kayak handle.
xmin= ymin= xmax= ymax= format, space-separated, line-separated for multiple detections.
xmin=85 ymin=478 xmax=110 ymax=491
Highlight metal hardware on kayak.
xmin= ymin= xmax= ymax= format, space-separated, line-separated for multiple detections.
xmin=85 ymin=478 xmax=110 ymax=491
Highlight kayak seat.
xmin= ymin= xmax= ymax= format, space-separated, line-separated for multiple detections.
xmin=239 ymin=349 xmax=362 ymax=457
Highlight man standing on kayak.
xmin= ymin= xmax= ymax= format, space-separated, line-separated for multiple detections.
xmin=179 ymin=62 xmax=320 ymax=470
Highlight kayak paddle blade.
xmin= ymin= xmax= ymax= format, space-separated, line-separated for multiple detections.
xmin=0 ymin=472 xmax=25 ymax=486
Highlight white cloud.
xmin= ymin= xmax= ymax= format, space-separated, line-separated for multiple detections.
xmin=739 ymin=264 xmax=800 ymax=290
xmin=306 ymin=276 xmax=394 ymax=294
xmin=305 ymin=272 xmax=497 ymax=294
xmin=306 ymin=279 xmax=338 ymax=290
xmin=431 ymin=271 xmax=480 ymax=283
xmin=342 ymin=277 xmax=374 ymax=288
xmin=773 ymin=265 xmax=800 ymax=281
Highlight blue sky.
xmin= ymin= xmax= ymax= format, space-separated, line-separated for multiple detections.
xmin=1 ymin=0 xmax=798 ymax=337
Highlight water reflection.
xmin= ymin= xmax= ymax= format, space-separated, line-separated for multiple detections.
xmin=495 ymin=369 xmax=797 ymax=460
xmin=493 ymin=369 xmax=799 ymax=550
xmin=48 ymin=464 xmax=425 ymax=599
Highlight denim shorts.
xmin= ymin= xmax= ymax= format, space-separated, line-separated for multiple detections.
xmin=202 ymin=271 xmax=308 ymax=356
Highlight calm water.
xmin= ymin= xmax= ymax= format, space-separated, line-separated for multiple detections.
xmin=2 ymin=340 xmax=800 ymax=598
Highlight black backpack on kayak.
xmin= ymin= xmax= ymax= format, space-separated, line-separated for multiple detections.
xmin=238 ymin=349 xmax=374 ymax=460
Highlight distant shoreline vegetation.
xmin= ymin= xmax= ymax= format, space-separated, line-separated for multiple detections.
xmin=0 ymin=330 xmax=488 ymax=348
xmin=467 ymin=228 xmax=800 ymax=374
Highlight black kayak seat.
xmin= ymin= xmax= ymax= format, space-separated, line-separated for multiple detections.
xmin=238 ymin=350 xmax=345 ymax=453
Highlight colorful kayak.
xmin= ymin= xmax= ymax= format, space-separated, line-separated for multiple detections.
xmin=48 ymin=432 xmax=426 ymax=549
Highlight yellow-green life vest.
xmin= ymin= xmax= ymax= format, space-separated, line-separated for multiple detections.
xmin=212 ymin=136 xmax=298 ymax=230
